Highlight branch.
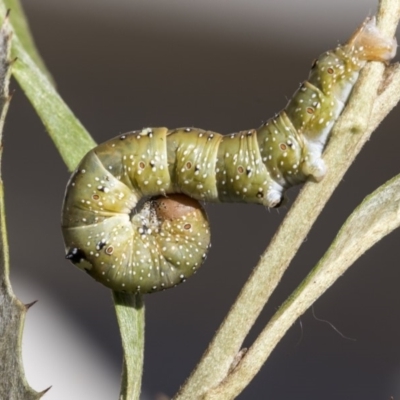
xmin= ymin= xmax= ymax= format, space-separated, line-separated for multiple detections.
xmin=0 ymin=14 xmax=46 ymax=399
xmin=205 ymin=166 xmax=400 ymax=399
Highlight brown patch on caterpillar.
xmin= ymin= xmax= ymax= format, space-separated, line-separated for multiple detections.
xmin=153 ymin=194 xmax=204 ymax=222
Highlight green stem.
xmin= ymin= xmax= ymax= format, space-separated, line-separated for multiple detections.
xmin=113 ymin=292 xmax=145 ymax=400
xmin=205 ymin=171 xmax=400 ymax=399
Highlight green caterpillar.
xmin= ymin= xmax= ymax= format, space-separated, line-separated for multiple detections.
xmin=61 ymin=17 xmax=396 ymax=293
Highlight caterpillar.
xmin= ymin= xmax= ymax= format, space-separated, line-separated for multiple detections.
xmin=61 ymin=17 xmax=396 ymax=294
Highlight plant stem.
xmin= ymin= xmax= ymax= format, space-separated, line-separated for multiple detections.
xmin=205 ymin=171 xmax=400 ymax=399
xmin=0 ymin=14 xmax=43 ymax=399
xmin=113 ymin=292 xmax=145 ymax=400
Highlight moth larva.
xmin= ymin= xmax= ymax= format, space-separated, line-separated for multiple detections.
xmin=61 ymin=17 xmax=396 ymax=293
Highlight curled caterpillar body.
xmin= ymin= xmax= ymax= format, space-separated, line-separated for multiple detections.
xmin=61 ymin=17 xmax=396 ymax=293
xmin=63 ymin=191 xmax=210 ymax=293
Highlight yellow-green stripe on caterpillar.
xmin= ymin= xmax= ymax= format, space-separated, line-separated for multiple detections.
xmin=61 ymin=17 xmax=396 ymax=293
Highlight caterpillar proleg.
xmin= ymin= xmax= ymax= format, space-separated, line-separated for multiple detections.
xmin=61 ymin=17 xmax=396 ymax=293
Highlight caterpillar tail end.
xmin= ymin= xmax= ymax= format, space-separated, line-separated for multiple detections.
xmin=347 ymin=16 xmax=397 ymax=62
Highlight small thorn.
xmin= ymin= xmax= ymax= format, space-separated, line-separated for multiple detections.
xmin=39 ymin=385 xmax=52 ymax=397
xmin=25 ymin=300 xmax=38 ymax=310
xmin=5 ymin=9 xmax=10 ymax=21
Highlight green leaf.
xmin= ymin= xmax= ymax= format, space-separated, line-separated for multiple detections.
xmin=113 ymin=292 xmax=145 ymax=400
xmin=0 ymin=2 xmax=95 ymax=171
xmin=3 ymin=0 xmax=52 ymax=82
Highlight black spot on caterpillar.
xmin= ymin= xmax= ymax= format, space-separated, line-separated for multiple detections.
xmin=61 ymin=17 xmax=396 ymax=293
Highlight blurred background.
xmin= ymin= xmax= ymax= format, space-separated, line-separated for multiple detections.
xmin=5 ymin=0 xmax=400 ymax=399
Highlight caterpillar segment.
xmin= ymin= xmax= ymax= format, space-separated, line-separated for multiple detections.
xmin=61 ymin=17 xmax=396 ymax=293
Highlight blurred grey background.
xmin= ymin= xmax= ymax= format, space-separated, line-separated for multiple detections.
xmin=5 ymin=0 xmax=400 ymax=399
